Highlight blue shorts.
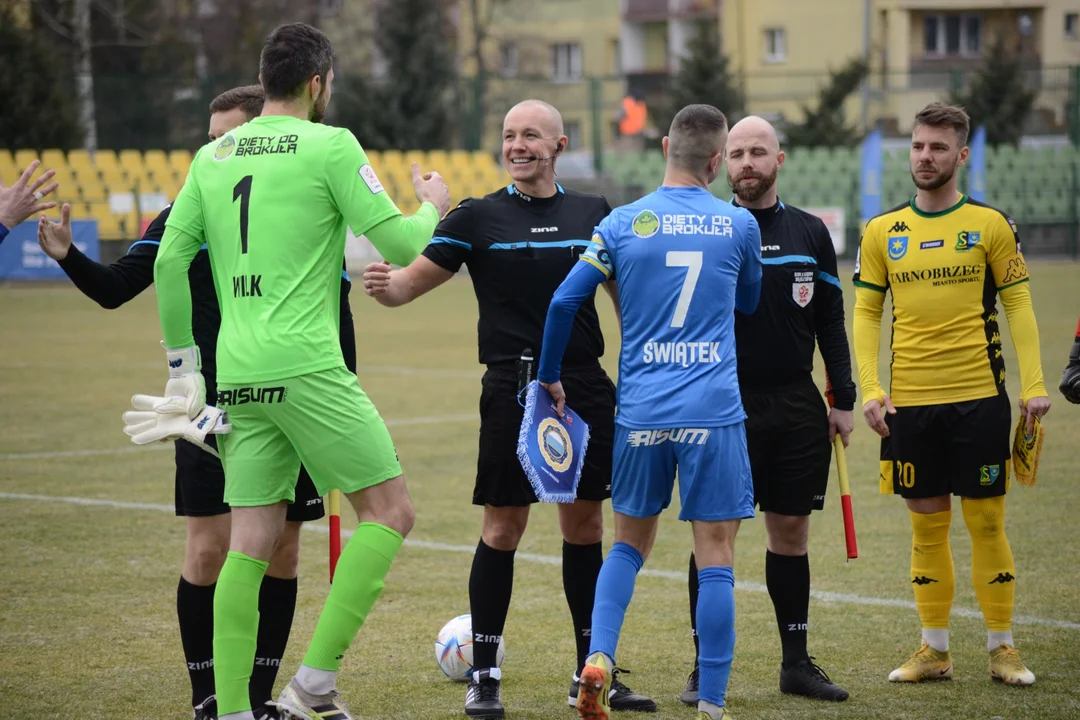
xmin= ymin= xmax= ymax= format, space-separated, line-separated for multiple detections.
xmin=612 ymin=423 xmax=755 ymax=522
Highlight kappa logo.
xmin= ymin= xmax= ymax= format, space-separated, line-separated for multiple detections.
xmin=989 ymin=572 xmax=1015 ymax=585
xmin=889 ymin=221 xmax=911 ymax=233
xmin=912 ymin=576 xmax=938 ymax=586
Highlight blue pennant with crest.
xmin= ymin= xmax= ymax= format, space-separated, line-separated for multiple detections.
xmin=516 ymin=380 xmax=590 ymax=503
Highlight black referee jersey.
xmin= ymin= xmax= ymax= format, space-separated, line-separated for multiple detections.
xmin=57 ymin=204 xmax=358 ymax=399
xmin=422 ymin=183 xmax=613 ymax=369
xmin=734 ymin=200 xmax=856 ymax=410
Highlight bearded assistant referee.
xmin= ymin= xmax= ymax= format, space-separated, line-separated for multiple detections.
xmin=854 ymin=102 xmax=1050 ymax=687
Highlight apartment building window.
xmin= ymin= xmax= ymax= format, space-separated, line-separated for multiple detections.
xmin=551 ymin=43 xmax=582 ymax=82
xmin=564 ymin=121 xmax=582 ymax=151
xmin=1067 ymin=12 xmax=1079 ymax=40
xmin=924 ymin=14 xmax=981 ymax=56
xmin=764 ymin=28 xmax=786 ymax=63
xmin=499 ymin=42 xmax=519 ymax=78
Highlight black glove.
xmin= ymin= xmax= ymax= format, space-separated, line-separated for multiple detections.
xmin=1060 ymin=340 xmax=1080 ymax=404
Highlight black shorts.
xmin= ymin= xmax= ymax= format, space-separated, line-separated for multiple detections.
xmin=743 ymin=380 xmax=832 ymax=516
xmin=879 ymin=393 xmax=1011 ymax=499
xmin=474 ymin=365 xmax=615 ymax=507
xmin=174 ymin=435 xmax=326 ymax=521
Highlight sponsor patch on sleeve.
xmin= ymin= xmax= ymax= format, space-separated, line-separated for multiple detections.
xmin=359 ymin=164 xmax=384 ymax=194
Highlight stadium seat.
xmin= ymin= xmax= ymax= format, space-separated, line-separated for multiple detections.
xmin=169 ymin=149 xmax=192 ymax=175
xmin=93 ymin=150 xmax=120 ymax=175
xmin=40 ymin=149 xmax=67 ymax=171
xmin=14 ymin=149 xmax=38 ymax=171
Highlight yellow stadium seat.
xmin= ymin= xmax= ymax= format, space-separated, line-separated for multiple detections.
xmin=92 ymin=210 xmax=123 ymax=239
xmin=365 ymin=149 xmax=382 ymax=166
xmin=144 ymin=150 xmax=169 ymax=172
xmin=93 ymin=150 xmax=119 ymax=173
xmin=41 ymin=149 xmax=67 ymax=170
xmin=169 ymin=149 xmax=192 ymax=175
xmin=403 ymin=150 xmax=425 ymax=167
xmin=79 ymin=177 xmax=108 ymax=203
xmin=381 ymin=150 xmax=405 ymax=168
xmin=449 ymin=150 xmax=473 ymax=169
xmin=14 ymin=149 xmax=39 ymax=171
xmin=118 ymin=149 xmax=144 ymax=174
xmin=68 ymin=149 xmax=92 ymax=169
xmin=0 ymin=149 xmax=14 ymax=168
xmin=426 ymin=150 xmax=450 ymax=171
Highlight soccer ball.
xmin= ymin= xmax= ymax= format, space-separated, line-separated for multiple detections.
xmin=434 ymin=614 xmax=506 ymax=681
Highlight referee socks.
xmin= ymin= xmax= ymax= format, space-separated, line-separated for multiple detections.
xmin=469 ymin=539 xmax=516 ymax=671
xmin=765 ymin=551 xmax=811 ymax=666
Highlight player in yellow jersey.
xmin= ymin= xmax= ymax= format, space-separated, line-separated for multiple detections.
xmin=853 ymin=103 xmax=1050 ymax=687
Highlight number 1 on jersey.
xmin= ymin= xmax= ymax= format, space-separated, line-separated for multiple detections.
xmin=666 ymin=250 xmax=702 ymax=328
xmin=233 ymin=175 xmax=252 ymax=254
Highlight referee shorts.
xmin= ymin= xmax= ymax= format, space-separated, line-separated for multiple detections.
xmin=474 ymin=364 xmax=615 ymax=507
xmin=173 ymin=435 xmax=324 ymax=521
xmin=880 ymin=393 xmax=1011 ymax=499
xmin=743 ymin=380 xmax=832 ymax=516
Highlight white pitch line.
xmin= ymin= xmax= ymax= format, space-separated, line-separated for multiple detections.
xmin=1 ymin=491 xmax=1078 ymax=632
xmin=0 ymin=414 xmax=478 ymax=461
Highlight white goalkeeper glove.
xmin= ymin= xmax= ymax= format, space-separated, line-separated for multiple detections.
xmin=161 ymin=344 xmax=206 ymax=419
xmin=122 ymin=395 xmax=232 ymax=458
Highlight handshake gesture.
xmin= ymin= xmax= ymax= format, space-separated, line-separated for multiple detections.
xmin=121 ymin=345 xmax=231 ymax=457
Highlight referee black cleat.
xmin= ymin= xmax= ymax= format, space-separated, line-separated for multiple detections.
xmin=192 ymin=695 xmax=217 ymax=720
xmin=465 ymin=667 xmax=504 ymax=719
xmin=680 ymin=665 xmax=699 ymax=706
xmin=779 ymin=658 xmax=849 ymax=702
xmin=569 ymin=667 xmax=657 ymax=712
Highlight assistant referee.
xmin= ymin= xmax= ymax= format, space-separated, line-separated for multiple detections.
xmin=682 ymin=116 xmax=853 ymax=705
xmin=362 ymin=99 xmax=654 ymax=719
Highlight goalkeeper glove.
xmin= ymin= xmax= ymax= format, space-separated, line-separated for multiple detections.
xmin=1060 ymin=340 xmax=1080 ymax=405
xmin=122 ymin=394 xmax=231 ymax=458
xmin=161 ymin=344 xmax=206 ymax=419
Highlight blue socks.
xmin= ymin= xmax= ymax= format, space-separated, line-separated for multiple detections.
xmin=697 ymin=566 xmax=736 ymax=707
xmin=588 ymin=542 xmax=644 ymax=662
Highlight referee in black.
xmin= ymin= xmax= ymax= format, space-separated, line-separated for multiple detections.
xmin=681 ymin=116 xmax=854 ymax=705
xmin=362 ymin=99 xmax=654 ymax=719
xmin=35 ymin=86 xmax=343 ymax=720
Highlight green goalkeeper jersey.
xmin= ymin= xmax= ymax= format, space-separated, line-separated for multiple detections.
xmin=158 ymin=115 xmax=416 ymax=383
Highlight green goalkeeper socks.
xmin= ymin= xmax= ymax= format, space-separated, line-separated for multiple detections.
xmin=302 ymin=522 xmax=404 ymax=671
xmin=213 ymin=551 xmax=269 ymax=715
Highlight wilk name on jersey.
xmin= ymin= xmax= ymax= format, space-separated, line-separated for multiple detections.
xmin=627 ymin=428 xmax=712 ymax=447
xmin=642 ymin=339 xmax=721 ymax=366
xmin=662 ymin=213 xmax=734 ymax=237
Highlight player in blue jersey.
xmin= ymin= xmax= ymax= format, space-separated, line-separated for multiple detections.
xmin=538 ymin=104 xmax=762 ymax=720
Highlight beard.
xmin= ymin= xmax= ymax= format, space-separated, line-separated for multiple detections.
xmin=911 ymin=159 xmax=957 ymax=191
xmin=728 ymin=166 xmax=778 ymax=203
xmin=310 ymin=85 xmax=328 ymax=124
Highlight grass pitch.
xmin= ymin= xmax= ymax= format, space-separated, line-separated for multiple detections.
xmin=1 ymin=261 xmax=1078 ymax=719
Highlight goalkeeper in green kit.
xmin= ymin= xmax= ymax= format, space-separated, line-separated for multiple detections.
xmin=135 ymin=23 xmax=451 ymax=720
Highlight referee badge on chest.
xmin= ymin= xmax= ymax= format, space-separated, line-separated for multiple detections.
xmin=792 ymin=270 xmax=815 ymax=308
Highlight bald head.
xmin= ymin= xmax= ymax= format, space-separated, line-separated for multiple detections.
xmin=727 ymin=115 xmax=780 ymax=154
xmin=505 ymin=99 xmax=564 ymax=137
xmin=726 ymin=115 xmax=784 ymax=205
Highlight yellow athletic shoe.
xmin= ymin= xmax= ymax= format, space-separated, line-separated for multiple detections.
xmin=888 ymin=642 xmax=953 ymax=682
xmin=990 ymin=644 xmax=1036 ymax=686
xmin=698 ymin=710 xmax=733 ymax=720
xmin=577 ymin=651 xmax=614 ymax=720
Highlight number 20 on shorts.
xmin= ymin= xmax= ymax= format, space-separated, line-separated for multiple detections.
xmin=895 ymin=461 xmax=915 ymax=488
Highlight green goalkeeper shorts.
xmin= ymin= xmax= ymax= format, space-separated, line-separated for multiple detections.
xmin=216 ymin=366 xmax=402 ymax=507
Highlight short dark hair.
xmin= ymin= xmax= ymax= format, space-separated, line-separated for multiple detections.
xmin=209 ymin=84 xmax=264 ymax=118
xmin=914 ymin=102 xmax=970 ymax=147
xmin=667 ymin=104 xmax=729 ymax=169
xmin=259 ymin=22 xmax=335 ymax=101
